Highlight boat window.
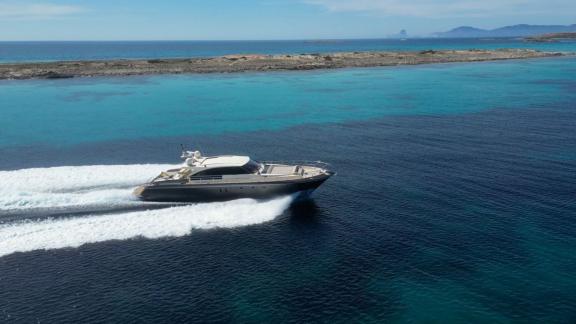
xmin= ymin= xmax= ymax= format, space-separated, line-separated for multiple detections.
xmin=194 ymin=167 xmax=249 ymax=176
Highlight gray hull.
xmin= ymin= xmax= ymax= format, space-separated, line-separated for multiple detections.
xmin=135 ymin=173 xmax=332 ymax=202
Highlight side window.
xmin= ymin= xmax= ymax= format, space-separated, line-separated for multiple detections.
xmin=219 ymin=167 xmax=249 ymax=175
xmin=195 ymin=167 xmax=248 ymax=176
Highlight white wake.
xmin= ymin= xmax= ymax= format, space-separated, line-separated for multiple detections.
xmin=0 ymin=164 xmax=294 ymax=258
xmin=0 ymin=196 xmax=292 ymax=258
xmin=0 ymin=164 xmax=175 ymax=210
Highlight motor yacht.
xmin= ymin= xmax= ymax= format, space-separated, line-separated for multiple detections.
xmin=133 ymin=150 xmax=334 ymax=202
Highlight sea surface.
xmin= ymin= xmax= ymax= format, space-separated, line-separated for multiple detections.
xmin=1 ymin=41 xmax=576 ymax=323
xmin=0 ymin=38 xmax=576 ymax=62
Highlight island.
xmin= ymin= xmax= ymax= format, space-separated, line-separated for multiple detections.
xmin=435 ymin=24 xmax=576 ymax=38
xmin=525 ymin=32 xmax=576 ymax=42
xmin=0 ymin=49 xmax=564 ymax=80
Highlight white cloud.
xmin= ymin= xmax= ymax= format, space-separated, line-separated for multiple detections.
xmin=0 ymin=2 xmax=84 ymax=19
xmin=303 ymin=0 xmax=576 ymax=18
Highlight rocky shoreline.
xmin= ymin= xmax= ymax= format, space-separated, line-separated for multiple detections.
xmin=0 ymin=49 xmax=564 ymax=80
xmin=525 ymin=32 xmax=576 ymax=42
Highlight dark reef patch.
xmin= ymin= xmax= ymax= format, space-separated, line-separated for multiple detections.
xmin=62 ymin=91 xmax=134 ymax=102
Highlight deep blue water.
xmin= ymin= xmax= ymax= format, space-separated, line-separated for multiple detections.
xmin=0 ymin=38 xmax=575 ymax=63
xmin=1 ymin=52 xmax=576 ymax=322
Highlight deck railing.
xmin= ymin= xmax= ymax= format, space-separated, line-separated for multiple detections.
xmin=188 ymin=175 xmax=223 ymax=181
xmin=259 ymin=160 xmax=331 ymax=169
xmin=187 ymin=173 xmax=298 ymax=182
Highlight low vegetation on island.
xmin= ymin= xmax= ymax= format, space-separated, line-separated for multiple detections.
xmin=0 ymin=49 xmax=563 ymax=80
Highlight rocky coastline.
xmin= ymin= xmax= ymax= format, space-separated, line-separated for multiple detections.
xmin=525 ymin=32 xmax=576 ymax=42
xmin=0 ymin=49 xmax=564 ymax=80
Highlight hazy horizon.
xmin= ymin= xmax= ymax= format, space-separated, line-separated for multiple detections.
xmin=1 ymin=0 xmax=575 ymax=41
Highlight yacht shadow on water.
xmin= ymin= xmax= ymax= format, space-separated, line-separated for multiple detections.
xmin=286 ymin=199 xmax=323 ymax=225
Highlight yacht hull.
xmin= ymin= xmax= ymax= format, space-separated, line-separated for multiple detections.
xmin=134 ymin=173 xmax=332 ymax=202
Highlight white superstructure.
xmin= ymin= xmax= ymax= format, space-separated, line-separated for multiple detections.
xmin=181 ymin=151 xmax=250 ymax=168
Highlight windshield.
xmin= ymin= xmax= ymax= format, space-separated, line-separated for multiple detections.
xmin=243 ymin=160 xmax=262 ymax=174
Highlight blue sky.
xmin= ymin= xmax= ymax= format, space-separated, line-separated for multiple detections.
xmin=0 ymin=0 xmax=575 ymax=40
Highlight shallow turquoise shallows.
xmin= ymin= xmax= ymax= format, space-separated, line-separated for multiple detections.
xmin=1 ymin=56 xmax=575 ymax=148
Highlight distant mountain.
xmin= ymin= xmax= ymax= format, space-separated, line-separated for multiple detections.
xmin=435 ymin=24 xmax=576 ymax=38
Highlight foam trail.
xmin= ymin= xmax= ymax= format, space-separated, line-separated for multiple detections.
xmin=0 ymin=196 xmax=293 ymax=258
xmin=0 ymin=164 xmax=175 ymax=210
xmin=1 ymin=189 xmax=136 ymax=211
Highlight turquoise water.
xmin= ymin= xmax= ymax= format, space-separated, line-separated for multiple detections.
xmin=2 ymin=50 xmax=576 ymax=323
xmin=1 ymin=56 xmax=574 ymax=148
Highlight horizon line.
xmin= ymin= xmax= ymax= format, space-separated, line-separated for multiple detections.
xmin=0 ymin=36 xmax=532 ymax=43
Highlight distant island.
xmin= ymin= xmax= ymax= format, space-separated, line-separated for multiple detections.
xmin=525 ymin=32 xmax=576 ymax=42
xmin=435 ymin=24 xmax=576 ymax=38
xmin=0 ymin=49 xmax=563 ymax=80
